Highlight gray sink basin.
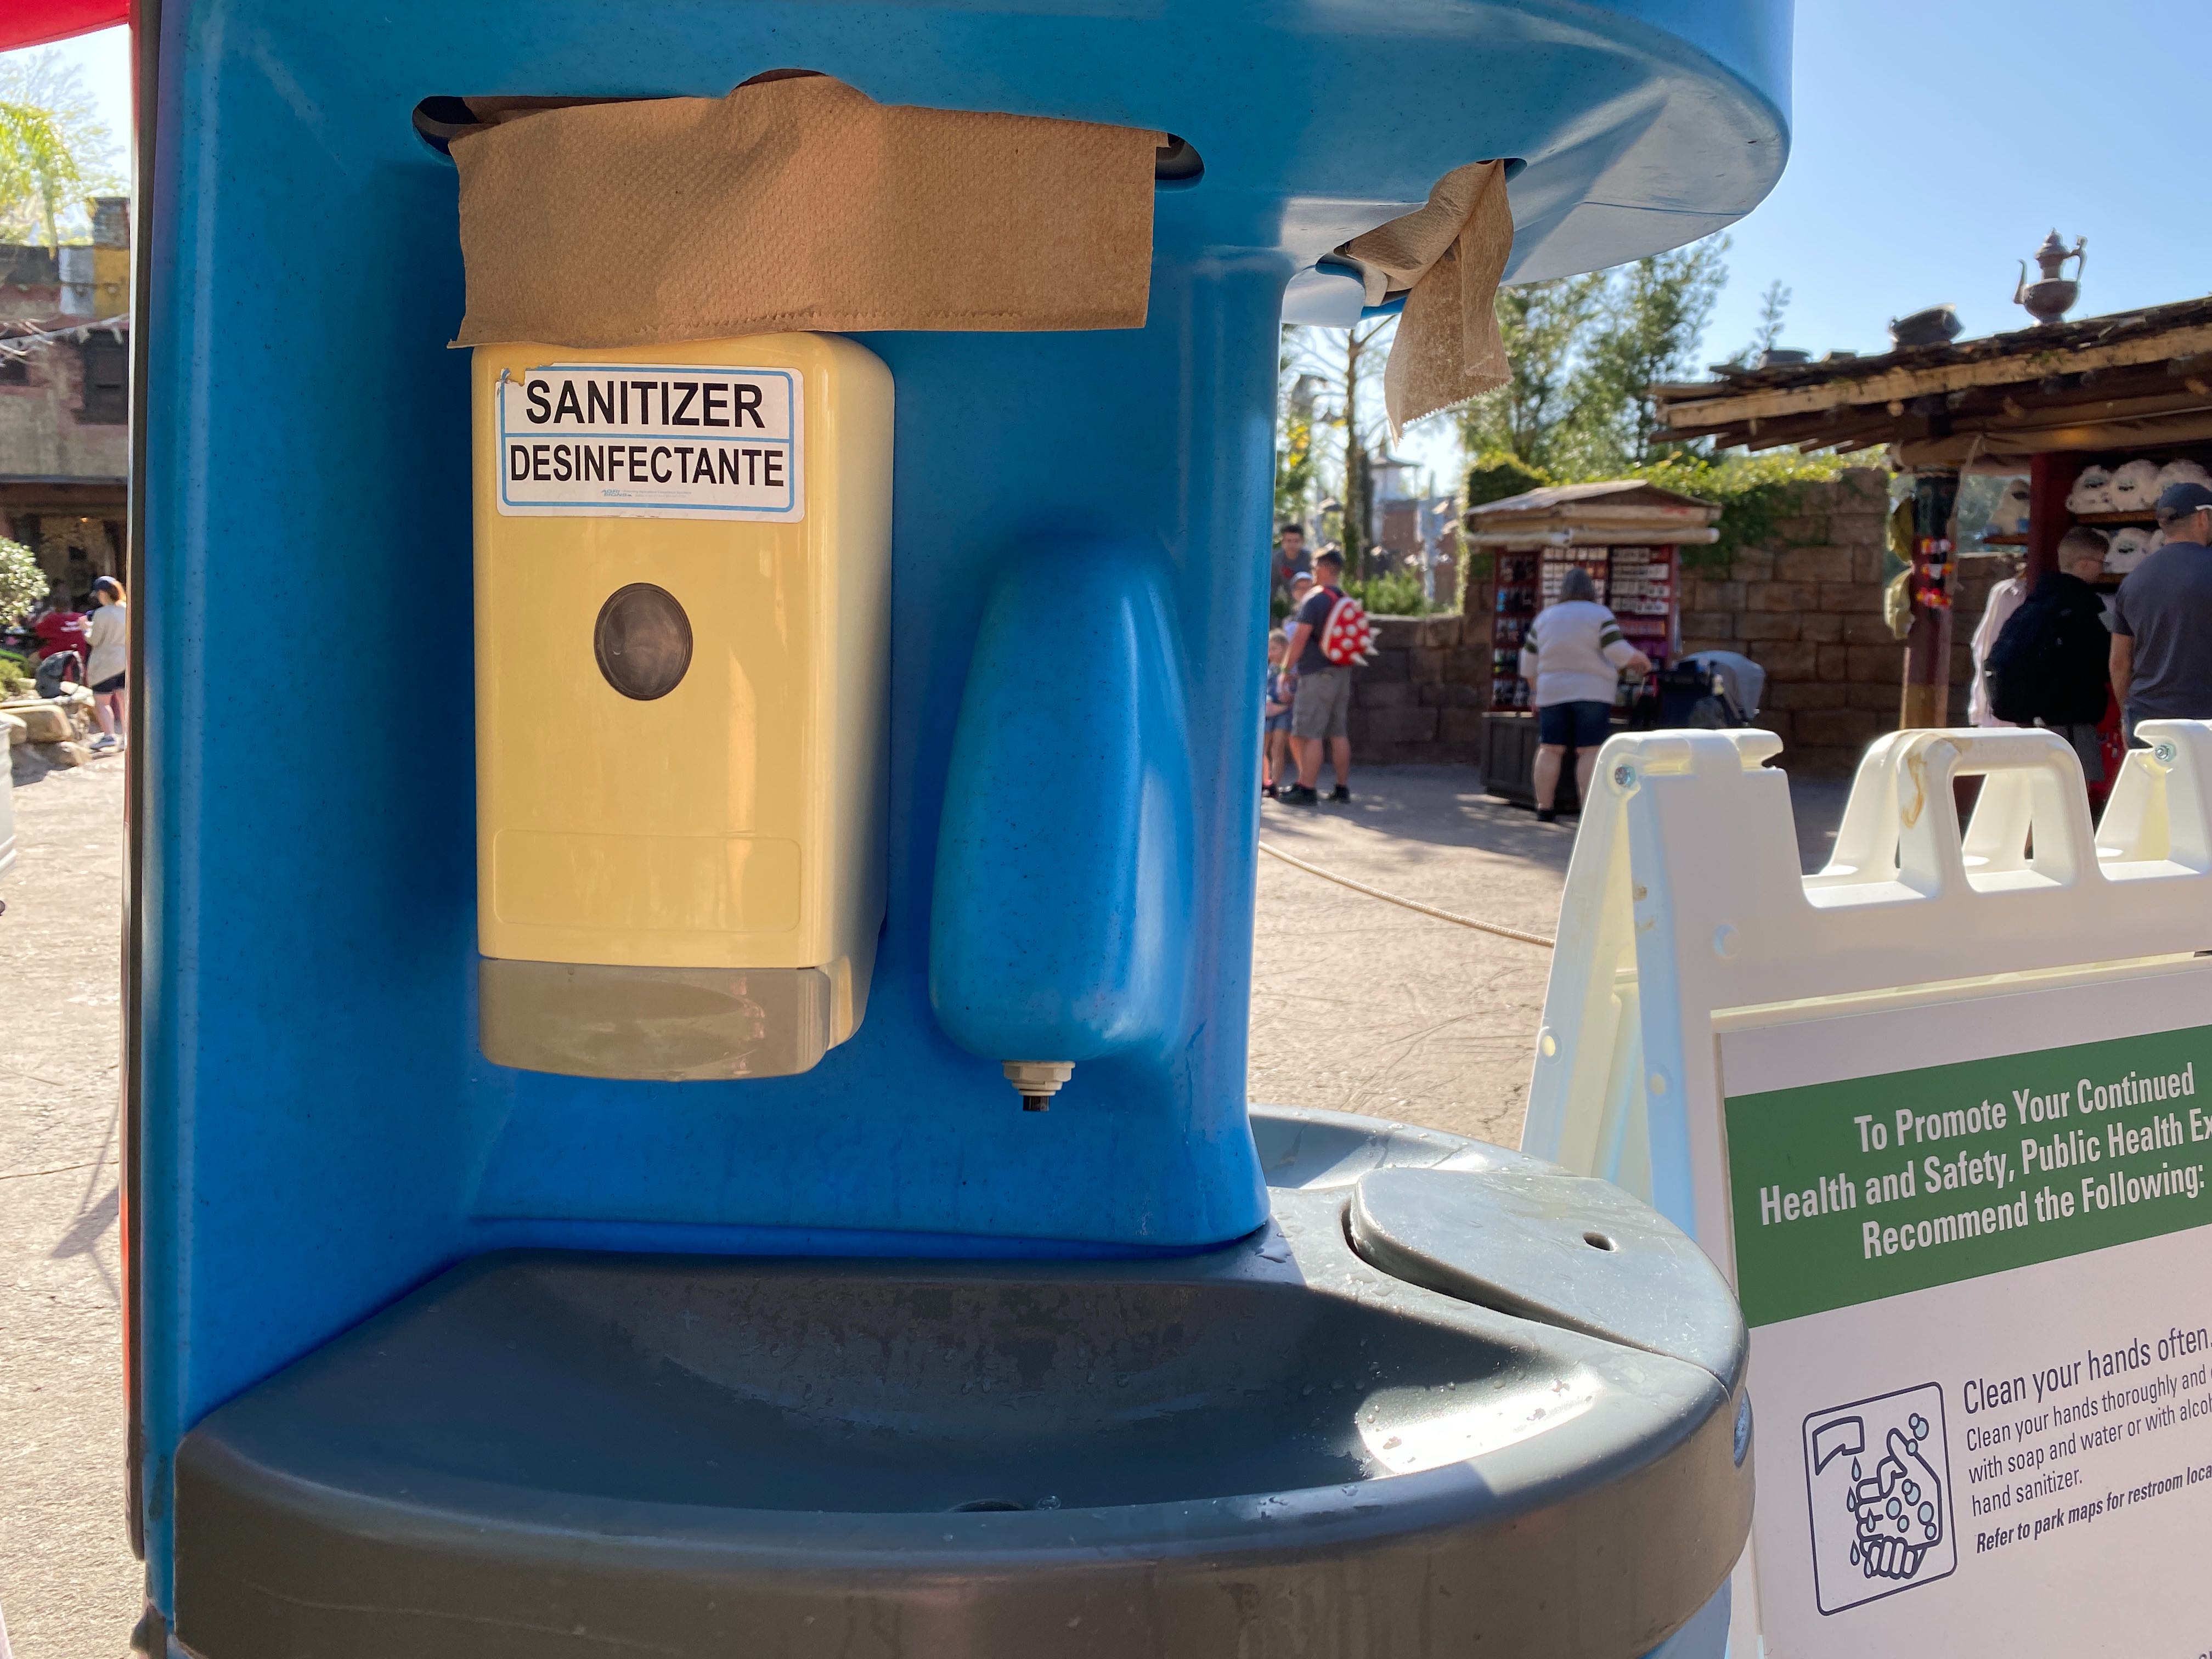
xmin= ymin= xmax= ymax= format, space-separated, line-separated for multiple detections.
xmin=172 ymin=1107 xmax=1750 ymax=1659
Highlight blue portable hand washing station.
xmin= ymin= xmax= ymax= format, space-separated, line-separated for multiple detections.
xmin=126 ymin=4 xmax=1790 ymax=1655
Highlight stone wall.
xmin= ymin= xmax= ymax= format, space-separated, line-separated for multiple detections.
xmin=1342 ymin=468 xmax=2004 ymax=777
xmin=1674 ymin=469 xmax=1892 ymax=777
xmin=1342 ymin=612 xmax=1486 ymax=766
xmin=1676 ymin=469 xmax=2001 ymax=776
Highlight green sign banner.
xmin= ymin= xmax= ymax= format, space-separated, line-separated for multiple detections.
xmin=1726 ymin=1023 xmax=2212 ymax=1327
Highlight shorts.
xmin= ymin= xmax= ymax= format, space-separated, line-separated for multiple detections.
xmin=1537 ymin=699 xmax=1612 ymax=748
xmin=1264 ymin=711 xmax=1292 ymax=733
xmin=1290 ymin=665 xmax=1352 ymax=740
xmin=92 ymin=672 xmax=126 ymax=695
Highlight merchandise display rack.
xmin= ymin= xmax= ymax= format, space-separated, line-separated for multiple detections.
xmin=1488 ymin=544 xmax=1679 ymax=711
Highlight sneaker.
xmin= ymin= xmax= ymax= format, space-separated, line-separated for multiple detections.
xmin=1279 ymin=784 xmax=1319 ymax=805
xmin=1329 ymin=785 xmax=1351 ymax=803
xmin=89 ymin=733 xmax=116 ymax=751
xmin=1536 ymin=808 xmax=1557 ymax=823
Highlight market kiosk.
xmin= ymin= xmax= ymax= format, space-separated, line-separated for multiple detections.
xmin=1465 ymin=481 xmax=1719 ymax=808
xmin=1652 ymin=294 xmax=2212 ymax=752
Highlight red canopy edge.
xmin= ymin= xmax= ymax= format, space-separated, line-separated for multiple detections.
xmin=0 ymin=0 xmax=129 ymax=54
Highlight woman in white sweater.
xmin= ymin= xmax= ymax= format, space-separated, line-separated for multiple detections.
xmin=1516 ymin=566 xmax=1649 ymax=822
xmin=85 ymin=575 xmax=128 ymax=752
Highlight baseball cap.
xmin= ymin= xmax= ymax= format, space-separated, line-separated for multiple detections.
xmin=2154 ymin=481 xmax=2212 ymax=522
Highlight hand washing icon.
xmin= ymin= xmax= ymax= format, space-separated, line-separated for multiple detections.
xmin=1803 ymin=1384 xmax=1957 ymax=1614
xmin=1848 ymin=1419 xmax=1944 ymax=1578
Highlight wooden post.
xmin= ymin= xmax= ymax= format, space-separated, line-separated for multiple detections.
xmin=2024 ymin=451 xmax=2080 ymax=583
xmin=1899 ymin=469 xmax=1959 ymax=730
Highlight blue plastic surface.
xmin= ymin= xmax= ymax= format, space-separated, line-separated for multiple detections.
xmin=1642 ymin=1582 xmax=1731 ymax=1659
xmin=933 ymin=543 xmax=1194 ymax=1064
xmin=137 ymin=0 xmax=1790 ymax=1606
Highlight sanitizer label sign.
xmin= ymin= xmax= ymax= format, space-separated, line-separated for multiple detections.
xmin=1724 ymin=1008 xmax=2212 ymax=1657
xmin=495 ymin=364 xmax=802 ymax=520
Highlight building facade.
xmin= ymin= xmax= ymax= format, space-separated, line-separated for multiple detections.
xmin=0 ymin=195 xmax=129 ymax=607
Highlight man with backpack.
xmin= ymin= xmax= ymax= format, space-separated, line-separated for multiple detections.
xmin=1278 ymin=548 xmax=1359 ymax=804
xmin=2111 ymin=482 xmax=2212 ymax=743
xmin=1984 ymin=527 xmax=2114 ymax=782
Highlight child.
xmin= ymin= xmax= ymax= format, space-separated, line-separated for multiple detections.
xmin=1262 ymin=633 xmax=1294 ymax=795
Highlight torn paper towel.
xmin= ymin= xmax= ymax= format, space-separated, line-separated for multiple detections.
xmin=1338 ymin=160 xmax=1514 ymax=438
xmin=450 ymin=74 xmax=1162 ymax=347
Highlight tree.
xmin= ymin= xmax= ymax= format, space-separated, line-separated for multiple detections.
xmin=1459 ymin=273 xmax=1605 ymax=475
xmin=1456 ymin=233 xmax=1729 ymax=479
xmin=1279 ymin=315 xmax=1396 ymax=578
xmin=1743 ymin=278 xmax=1791 ymax=365
xmin=0 ymin=50 xmax=124 ymax=250
xmin=0 ymin=535 xmax=44 ymax=629
xmin=1572 ymin=236 xmax=1729 ymax=468
xmin=1274 ymin=364 xmax=1321 ymax=532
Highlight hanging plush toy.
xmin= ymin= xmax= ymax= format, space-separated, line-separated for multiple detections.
xmin=2108 ymin=458 xmax=2160 ymax=516
xmin=2105 ymin=527 xmax=2153 ymax=575
xmin=2156 ymin=459 xmax=2212 ymax=497
xmin=1983 ymin=476 xmax=2032 ymax=538
xmin=1319 ymin=591 xmax=1380 ymax=666
xmin=2066 ymin=464 xmax=2114 ymax=515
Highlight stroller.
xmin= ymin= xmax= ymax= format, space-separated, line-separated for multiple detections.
xmin=1639 ymin=650 xmax=1764 ymax=730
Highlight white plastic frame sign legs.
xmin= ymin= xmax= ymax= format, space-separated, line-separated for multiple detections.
xmin=1522 ymin=722 xmax=2212 ymax=1235
xmin=1523 ymin=723 xmax=2212 ymax=1657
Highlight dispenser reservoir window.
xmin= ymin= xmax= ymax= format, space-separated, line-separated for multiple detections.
xmin=594 ymin=583 xmax=692 ymax=701
xmin=495 ymin=364 xmax=804 ymax=520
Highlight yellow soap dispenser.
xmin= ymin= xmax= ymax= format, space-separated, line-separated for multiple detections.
xmin=470 ymin=334 xmax=893 ymax=1080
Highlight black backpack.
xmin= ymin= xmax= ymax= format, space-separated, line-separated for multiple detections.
xmin=1984 ymin=577 xmax=2110 ymax=727
xmin=33 ymin=649 xmax=81 ymax=700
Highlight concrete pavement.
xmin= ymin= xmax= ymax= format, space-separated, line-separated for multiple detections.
xmin=0 ymin=753 xmax=1853 ymax=1657
xmin=1249 ymin=767 xmax=1571 ymax=1147
xmin=0 ymin=755 xmax=136 ymax=1659
xmin=1249 ymin=764 xmax=1851 ymax=1147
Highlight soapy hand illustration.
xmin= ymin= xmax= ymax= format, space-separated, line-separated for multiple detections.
xmin=1802 ymin=1386 xmax=1955 ymax=1615
xmin=1847 ymin=1415 xmax=1943 ymax=1581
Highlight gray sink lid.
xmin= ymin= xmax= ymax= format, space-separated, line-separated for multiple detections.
xmin=1348 ymin=1165 xmax=1746 ymax=1392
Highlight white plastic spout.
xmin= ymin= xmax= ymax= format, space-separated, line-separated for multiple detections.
xmin=1002 ymin=1060 xmax=1075 ymax=1111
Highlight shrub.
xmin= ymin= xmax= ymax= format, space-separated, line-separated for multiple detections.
xmin=0 ymin=536 xmax=41 ymax=630
xmin=1631 ymin=449 xmax=1882 ymax=572
xmin=1346 ymin=569 xmax=1443 ymax=616
xmin=1464 ymin=447 xmax=1886 ymax=575
xmin=1465 ymin=450 xmax=1551 ymax=508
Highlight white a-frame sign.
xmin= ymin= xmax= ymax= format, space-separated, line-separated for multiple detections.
xmin=1523 ymin=723 xmax=2212 ymax=1659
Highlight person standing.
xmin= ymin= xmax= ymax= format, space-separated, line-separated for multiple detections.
xmin=1261 ymin=631 xmax=1294 ymax=796
xmin=1968 ymin=555 xmax=2030 ymax=727
xmin=84 ymin=574 xmax=128 ymax=753
xmin=30 ymin=587 xmax=89 ymax=683
xmin=1517 ymin=566 xmax=1648 ymax=823
xmin=1272 ymin=522 xmax=1308 ymax=600
xmin=1984 ymin=529 xmax=2112 ymax=783
xmin=1279 ymin=548 xmax=1353 ymax=805
xmin=2112 ymin=483 xmax=2212 ymax=742
xmin=1280 ymin=571 xmax=1314 ymax=646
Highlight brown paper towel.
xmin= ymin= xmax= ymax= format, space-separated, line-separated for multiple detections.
xmin=450 ymin=75 xmax=1163 ymax=347
xmin=1339 ymin=161 xmax=1514 ymax=438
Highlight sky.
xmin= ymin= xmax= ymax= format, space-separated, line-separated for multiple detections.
xmin=14 ymin=25 xmax=128 ymax=162
xmin=1400 ymin=0 xmax=2212 ymax=486
xmin=16 ymin=5 xmax=2211 ymax=490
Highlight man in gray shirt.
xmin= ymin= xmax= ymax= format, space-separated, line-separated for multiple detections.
xmin=2112 ymin=482 xmax=2212 ymax=741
